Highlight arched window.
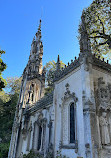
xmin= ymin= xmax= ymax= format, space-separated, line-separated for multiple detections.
xmin=70 ymin=103 xmax=75 ymax=143
xmin=61 ymin=84 xmax=78 ymax=147
xmin=37 ymin=126 xmax=42 ymax=150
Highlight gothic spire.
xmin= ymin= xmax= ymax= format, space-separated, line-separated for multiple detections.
xmin=27 ymin=19 xmax=43 ymax=77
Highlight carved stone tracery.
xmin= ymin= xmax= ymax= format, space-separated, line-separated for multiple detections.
xmin=97 ymin=77 xmax=111 ymax=148
xmin=97 ymin=77 xmax=111 ymax=111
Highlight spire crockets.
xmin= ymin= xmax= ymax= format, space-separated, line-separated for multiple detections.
xmin=36 ymin=19 xmax=42 ymax=40
xmin=56 ymin=55 xmax=61 ymax=70
xmin=28 ymin=19 xmax=43 ymax=76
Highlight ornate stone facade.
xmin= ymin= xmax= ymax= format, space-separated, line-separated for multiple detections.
xmin=8 ymin=20 xmax=111 ymax=158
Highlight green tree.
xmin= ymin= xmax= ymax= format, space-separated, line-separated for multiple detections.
xmin=79 ymin=0 xmax=111 ymax=59
xmin=0 ymin=77 xmax=21 ymax=158
xmin=45 ymin=60 xmax=65 ymax=95
xmin=0 ymin=50 xmax=7 ymax=90
xmin=6 ymin=77 xmax=22 ymax=95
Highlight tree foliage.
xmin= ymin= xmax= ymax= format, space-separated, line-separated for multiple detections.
xmin=0 ymin=50 xmax=7 ymax=90
xmin=6 ymin=77 xmax=22 ymax=95
xmin=0 ymin=77 xmax=21 ymax=158
xmin=45 ymin=60 xmax=65 ymax=95
xmin=79 ymin=0 xmax=111 ymax=59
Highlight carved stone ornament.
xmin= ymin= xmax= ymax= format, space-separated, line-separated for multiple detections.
xmin=48 ymin=120 xmax=52 ymax=128
xmin=97 ymin=77 xmax=111 ymax=111
xmin=36 ymin=113 xmax=47 ymax=127
xmin=83 ymin=99 xmax=95 ymax=113
xmin=42 ymin=118 xmax=47 ymax=127
xmin=61 ymin=83 xmax=78 ymax=103
xmin=99 ymin=112 xmax=110 ymax=146
xmin=37 ymin=113 xmax=43 ymax=126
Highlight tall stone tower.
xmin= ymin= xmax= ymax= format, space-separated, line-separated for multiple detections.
xmin=19 ymin=19 xmax=45 ymax=108
xmin=8 ymin=20 xmax=46 ymax=158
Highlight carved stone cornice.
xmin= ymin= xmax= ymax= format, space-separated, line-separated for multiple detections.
xmin=53 ymin=52 xmax=111 ymax=83
xmin=92 ymin=55 xmax=111 ymax=73
xmin=54 ymin=60 xmax=80 ymax=82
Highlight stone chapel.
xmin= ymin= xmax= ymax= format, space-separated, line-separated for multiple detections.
xmin=8 ymin=19 xmax=111 ymax=158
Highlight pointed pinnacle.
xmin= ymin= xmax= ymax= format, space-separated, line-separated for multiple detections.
xmin=57 ymin=55 xmax=60 ymax=63
xmin=56 ymin=55 xmax=60 ymax=70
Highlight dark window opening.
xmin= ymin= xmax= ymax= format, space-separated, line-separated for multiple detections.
xmin=37 ymin=126 xmax=42 ymax=150
xmin=70 ymin=103 xmax=75 ymax=143
xmin=32 ymin=93 xmax=34 ymax=101
xmin=49 ymin=121 xmax=52 ymax=143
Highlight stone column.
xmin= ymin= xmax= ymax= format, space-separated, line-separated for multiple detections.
xmin=32 ymin=122 xmax=39 ymax=151
xmin=41 ymin=118 xmax=47 ymax=153
xmin=26 ymin=123 xmax=32 ymax=151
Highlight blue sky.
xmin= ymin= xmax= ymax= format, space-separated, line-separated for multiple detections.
xmin=0 ymin=0 xmax=93 ymax=79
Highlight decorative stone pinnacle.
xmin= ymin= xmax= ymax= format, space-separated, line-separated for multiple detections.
xmin=56 ymin=55 xmax=60 ymax=70
xmin=79 ymin=10 xmax=91 ymax=55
